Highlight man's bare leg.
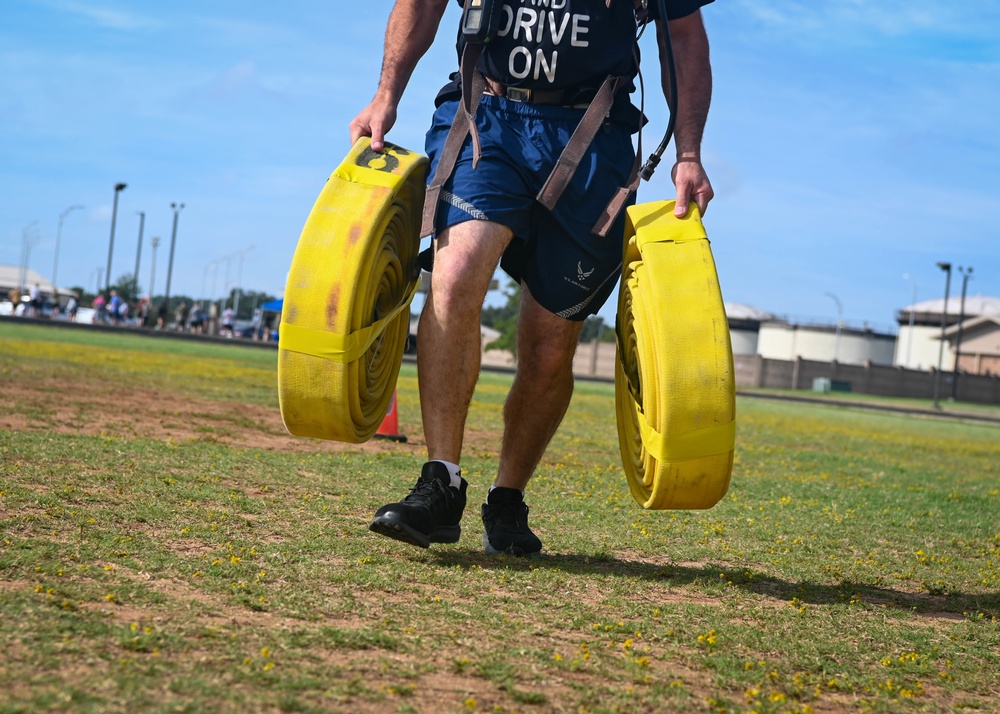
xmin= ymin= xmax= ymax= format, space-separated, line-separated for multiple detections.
xmin=418 ymin=220 xmax=512 ymax=463
xmin=369 ymin=219 xmax=511 ymax=548
xmin=495 ymin=285 xmax=585 ymax=491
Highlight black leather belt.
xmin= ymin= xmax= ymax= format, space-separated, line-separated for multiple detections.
xmin=485 ymin=79 xmax=589 ymax=106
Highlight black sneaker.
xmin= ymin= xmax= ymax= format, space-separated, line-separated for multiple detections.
xmin=369 ymin=462 xmax=467 ymax=548
xmin=481 ymin=488 xmax=542 ymax=556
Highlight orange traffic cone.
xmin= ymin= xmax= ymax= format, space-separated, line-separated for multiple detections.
xmin=374 ymin=390 xmax=407 ymax=442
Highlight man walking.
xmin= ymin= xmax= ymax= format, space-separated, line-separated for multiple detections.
xmin=352 ymin=0 xmax=714 ymax=555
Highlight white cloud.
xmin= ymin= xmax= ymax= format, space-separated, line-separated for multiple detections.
xmin=38 ymin=0 xmax=161 ymax=31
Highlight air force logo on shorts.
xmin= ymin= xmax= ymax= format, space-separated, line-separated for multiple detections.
xmin=564 ymin=261 xmax=595 ymax=291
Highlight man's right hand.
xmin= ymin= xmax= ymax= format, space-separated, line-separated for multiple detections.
xmin=349 ymin=97 xmax=398 ymax=152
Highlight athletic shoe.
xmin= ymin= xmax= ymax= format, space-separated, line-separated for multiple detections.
xmin=481 ymin=489 xmax=542 ymax=556
xmin=369 ymin=462 xmax=467 ymax=548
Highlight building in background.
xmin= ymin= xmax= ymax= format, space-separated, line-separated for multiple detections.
xmin=755 ymin=320 xmax=896 ymax=367
xmin=942 ymin=314 xmax=1000 ymax=376
xmin=894 ymin=296 xmax=1000 ymax=371
xmin=0 ymin=264 xmax=77 ymax=308
xmin=725 ymin=303 xmax=775 ymax=356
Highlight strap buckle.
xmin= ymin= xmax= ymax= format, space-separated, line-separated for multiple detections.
xmin=506 ymin=87 xmax=532 ymax=102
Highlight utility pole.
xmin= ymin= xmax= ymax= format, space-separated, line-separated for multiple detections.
xmin=53 ymin=205 xmax=84 ymax=291
xmin=164 ymin=202 xmax=184 ymax=306
xmin=951 ymin=267 xmax=973 ymax=401
xmin=825 ymin=292 xmax=843 ymax=362
xmin=932 ymin=262 xmax=952 ymax=409
xmin=132 ymin=211 xmax=145 ymax=300
xmin=106 ymin=183 xmax=127 ymax=293
xmin=902 ymin=274 xmax=917 ymax=368
xmin=148 ymin=236 xmax=161 ymax=301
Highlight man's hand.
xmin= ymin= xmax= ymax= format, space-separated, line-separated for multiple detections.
xmin=672 ymin=159 xmax=714 ymax=218
xmin=347 ymin=0 xmax=449 ymax=152
xmin=349 ymin=97 xmax=398 ymax=152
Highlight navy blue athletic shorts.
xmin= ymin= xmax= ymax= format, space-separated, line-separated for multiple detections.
xmin=424 ymin=95 xmax=636 ymax=321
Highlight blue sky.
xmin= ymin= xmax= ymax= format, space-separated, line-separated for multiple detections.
xmin=1 ymin=1 xmax=997 ymax=332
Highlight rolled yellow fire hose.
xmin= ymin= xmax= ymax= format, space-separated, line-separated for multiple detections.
xmin=616 ymin=201 xmax=735 ymax=509
xmin=278 ymin=138 xmax=427 ymax=442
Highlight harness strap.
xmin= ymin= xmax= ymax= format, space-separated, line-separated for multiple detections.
xmin=420 ymin=41 xmax=486 ymax=238
xmin=535 ymin=75 xmax=627 ymax=212
xmin=593 ymin=41 xmax=647 ymax=237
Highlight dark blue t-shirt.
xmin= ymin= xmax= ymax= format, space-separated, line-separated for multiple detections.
xmin=439 ymin=0 xmax=711 ymax=111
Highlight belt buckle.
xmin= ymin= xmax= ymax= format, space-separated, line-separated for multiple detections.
xmin=506 ymin=87 xmax=532 ymax=103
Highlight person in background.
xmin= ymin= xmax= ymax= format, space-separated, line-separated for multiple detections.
xmin=221 ymin=305 xmax=235 ymax=337
xmin=189 ymin=302 xmax=205 ymax=333
xmin=156 ymin=300 xmax=168 ymax=330
xmin=174 ymin=300 xmax=189 ymax=331
xmin=93 ymin=293 xmax=107 ymax=324
xmin=108 ymin=290 xmax=121 ymax=325
xmin=29 ymin=283 xmax=43 ymax=317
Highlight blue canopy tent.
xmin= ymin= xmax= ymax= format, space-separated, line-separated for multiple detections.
xmin=261 ymin=298 xmax=283 ymax=312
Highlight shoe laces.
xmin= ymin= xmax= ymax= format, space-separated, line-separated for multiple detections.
xmin=485 ymin=500 xmax=529 ymax=529
xmin=403 ymin=476 xmax=458 ymax=516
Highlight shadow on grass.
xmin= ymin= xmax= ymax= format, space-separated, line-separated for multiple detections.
xmin=430 ymin=550 xmax=999 ymax=619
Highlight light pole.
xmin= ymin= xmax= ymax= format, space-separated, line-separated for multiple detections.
xmin=902 ymin=274 xmax=917 ymax=368
xmin=232 ymin=245 xmax=254 ymax=319
xmin=95 ymin=267 xmax=104 ymax=296
xmin=53 ymin=205 xmax=84 ymax=291
xmin=201 ymin=260 xmax=216 ymax=305
xmin=164 ymin=202 xmax=184 ymax=306
xmin=825 ymin=292 xmax=843 ymax=362
xmin=105 ymin=183 xmax=127 ymax=293
xmin=19 ymin=221 xmax=39 ymax=292
xmin=951 ymin=266 xmax=973 ymax=401
xmin=148 ymin=237 xmax=161 ymax=301
xmin=221 ymin=252 xmax=235 ymax=313
xmin=132 ymin=211 xmax=145 ymax=301
xmin=932 ymin=262 xmax=952 ymax=409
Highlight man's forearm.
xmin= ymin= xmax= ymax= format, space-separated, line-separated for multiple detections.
xmin=375 ymin=0 xmax=450 ymax=105
xmin=659 ymin=11 xmax=712 ymax=159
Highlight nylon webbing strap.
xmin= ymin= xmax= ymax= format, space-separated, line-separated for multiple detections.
xmin=592 ymin=149 xmax=642 ymax=238
xmin=593 ymin=41 xmax=647 ymax=237
xmin=420 ymin=41 xmax=486 ymax=238
xmin=536 ymin=75 xmax=625 ymax=211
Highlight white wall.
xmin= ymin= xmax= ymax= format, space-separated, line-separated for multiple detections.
xmin=894 ymin=325 xmax=953 ymax=371
xmin=729 ymin=328 xmax=758 ymax=356
xmin=757 ymin=322 xmax=896 ymax=366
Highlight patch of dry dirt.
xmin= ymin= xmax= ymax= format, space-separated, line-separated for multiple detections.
xmin=0 ymin=373 xmax=437 ymax=454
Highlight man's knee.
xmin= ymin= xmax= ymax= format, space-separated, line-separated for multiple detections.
xmin=518 ymin=334 xmax=578 ymax=381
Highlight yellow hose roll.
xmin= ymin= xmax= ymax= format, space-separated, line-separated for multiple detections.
xmin=278 ymin=138 xmax=428 ymax=443
xmin=616 ymin=201 xmax=735 ymax=509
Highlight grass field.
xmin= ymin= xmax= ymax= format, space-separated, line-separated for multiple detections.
xmin=1 ymin=321 xmax=998 ymax=713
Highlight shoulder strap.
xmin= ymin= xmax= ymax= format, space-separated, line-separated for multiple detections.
xmin=421 ymin=41 xmax=486 ymax=238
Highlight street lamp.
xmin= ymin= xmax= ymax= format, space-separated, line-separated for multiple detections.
xmin=951 ymin=266 xmax=973 ymax=401
xmin=825 ymin=292 xmax=843 ymax=362
xmin=148 ymin=236 xmax=161 ymax=301
xmin=902 ymin=274 xmax=917 ymax=368
xmin=19 ymin=221 xmax=39 ymax=292
xmin=132 ymin=211 xmax=145 ymax=300
xmin=53 ymin=205 xmax=84 ymax=291
xmin=105 ymin=183 xmax=127 ymax=293
xmin=163 ymin=202 xmax=184 ymax=306
xmin=932 ymin=262 xmax=952 ymax=409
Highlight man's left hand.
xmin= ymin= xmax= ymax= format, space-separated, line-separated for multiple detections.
xmin=672 ymin=159 xmax=714 ymax=217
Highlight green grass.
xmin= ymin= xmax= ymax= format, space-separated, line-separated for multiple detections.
xmin=1 ymin=321 xmax=999 ymax=713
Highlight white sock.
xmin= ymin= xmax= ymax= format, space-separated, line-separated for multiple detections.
xmin=432 ymin=460 xmax=462 ymax=488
